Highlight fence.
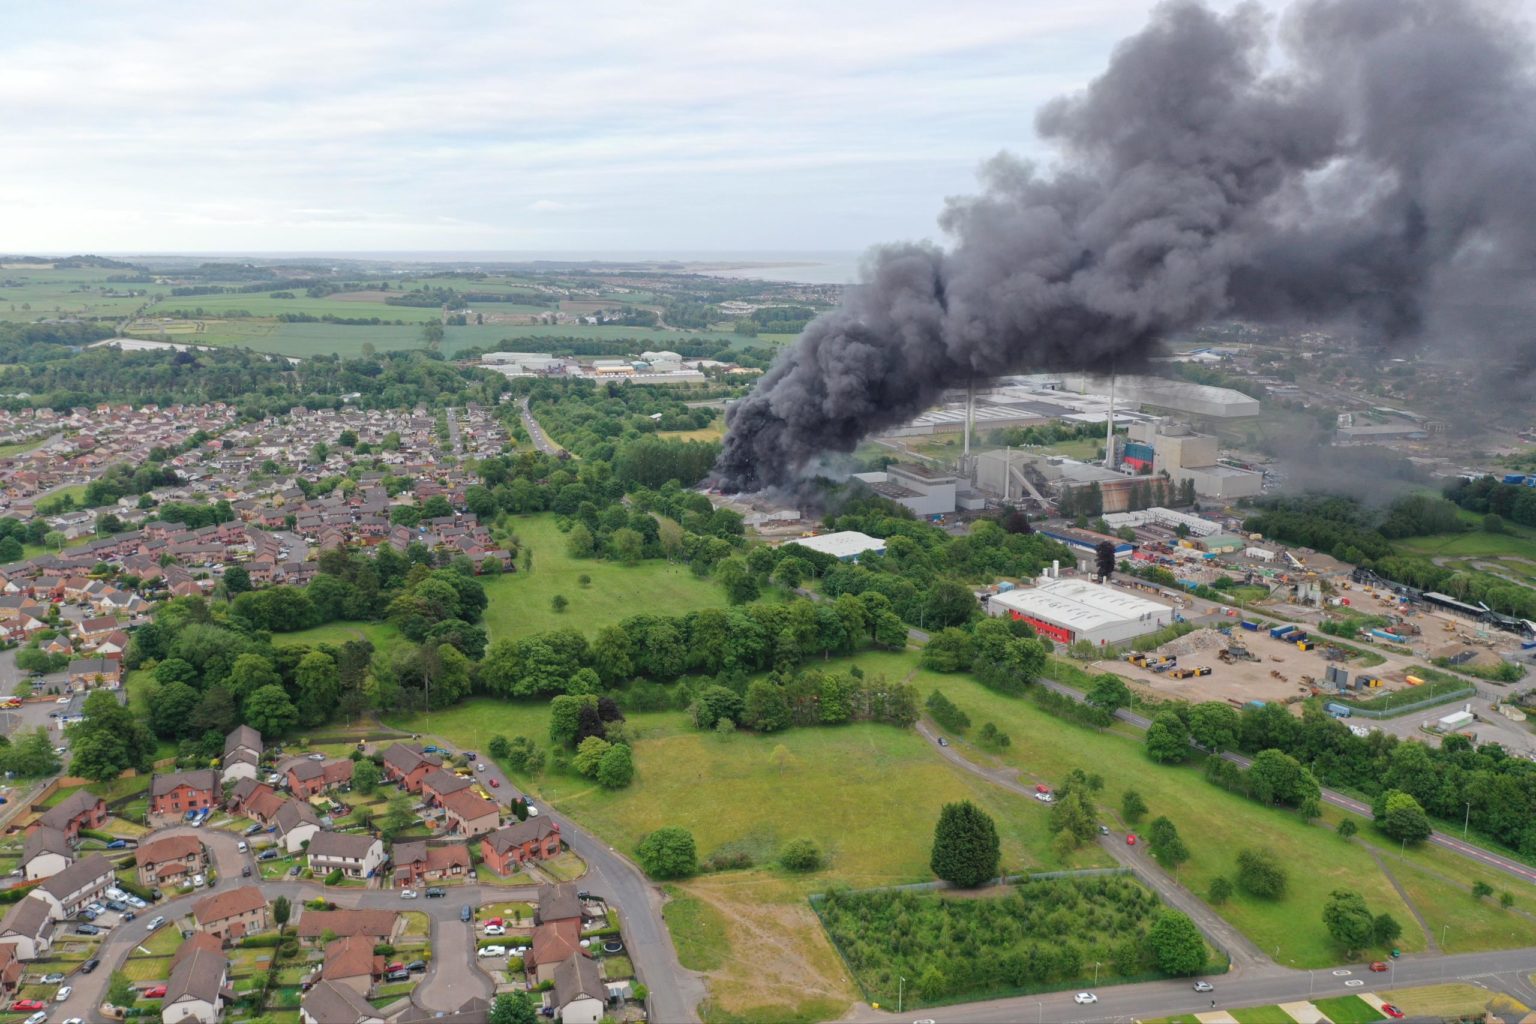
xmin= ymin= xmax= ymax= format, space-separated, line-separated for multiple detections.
xmin=1338 ymin=684 xmax=1476 ymax=719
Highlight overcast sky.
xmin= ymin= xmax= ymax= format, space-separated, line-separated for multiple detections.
xmin=1 ymin=0 xmax=1250 ymax=254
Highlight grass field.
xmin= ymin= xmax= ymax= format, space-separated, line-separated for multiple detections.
xmin=273 ymin=620 xmax=403 ymax=658
xmin=1228 ymin=1006 xmax=1297 ymax=1024
xmin=662 ymin=888 xmax=729 ymax=971
xmin=924 ymin=666 xmax=1536 ymax=966
xmin=482 ymin=515 xmax=738 ymax=640
xmin=1381 ymin=982 xmax=1507 ymax=1017
xmin=658 ymin=416 xmax=725 ymax=442
xmin=1310 ymin=995 xmax=1384 ymax=1023
xmin=146 ymin=292 xmax=444 ymax=321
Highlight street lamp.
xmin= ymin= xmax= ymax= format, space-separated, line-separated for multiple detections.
xmin=1442 ymin=923 xmax=1449 ymax=948
xmin=897 ymin=977 xmax=904 ymax=1014
xmin=1464 ymin=801 xmax=1472 ymax=839
xmin=1094 ymin=961 xmax=1101 ymax=984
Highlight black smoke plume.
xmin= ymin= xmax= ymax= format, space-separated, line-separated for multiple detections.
xmin=716 ymin=0 xmax=1536 ymax=493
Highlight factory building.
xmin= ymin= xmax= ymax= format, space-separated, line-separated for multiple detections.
xmin=1126 ymin=421 xmax=1263 ymax=501
xmin=1063 ymin=374 xmax=1262 ymax=420
xmin=1036 ymin=526 xmax=1136 ymax=572
xmin=854 ymin=463 xmax=957 ymax=517
xmin=1102 ymin=507 xmax=1221 ymax=537
xmin=786 ymin=531 xmax=887 ymax=562
xmin=987 ymin=577 xmax=1173 ymax=647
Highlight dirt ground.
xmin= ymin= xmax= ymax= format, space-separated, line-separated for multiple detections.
xmin=680 ymin=873 xmax=857 ymax=1020
xmin=1089 ymin=627 xmax=1425 ymax=708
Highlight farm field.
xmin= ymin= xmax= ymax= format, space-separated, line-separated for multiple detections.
xmin=0 ymin=265 xmax=149 ymax=321
xmin=481 ymin=515 xmax=741 ymax=640
xmin=922 ymin=667 xmax=1536 ymax=966
xmin=145 ymin=292 xmax=444 ymax=321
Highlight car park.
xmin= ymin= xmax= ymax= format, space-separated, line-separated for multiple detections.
xmin=1074 ymin=993 xmax=1097 ymax=1005
xmin=478 ymin=945 xmax=505 ymax=957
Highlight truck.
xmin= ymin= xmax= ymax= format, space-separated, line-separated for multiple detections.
xmin=1324 ymin=702 xmax=1353 ymax=718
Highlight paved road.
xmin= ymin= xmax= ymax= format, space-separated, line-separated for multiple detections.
xmin=444 ymin=407 xmax=463 ymax=456
xmin=371 ymin=727 xmax=706 ymax=1022
xmin=413 ymin=914 xmax=495 ymax=1011
xmin=519 ymin=397 xmax=566 ymax=457
xmin=844 ymin=946 xmax=1536 ymax=1023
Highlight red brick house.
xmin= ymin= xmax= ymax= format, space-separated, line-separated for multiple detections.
xmin=419 ymin=768 xmax=472 ymax=808
xmin=35 ymin=790 xmax=107 ymax=839
xmin=193 ymin=885 xmax=269 ymax=943
xmin=286 ymin=758 xmax=354 ymax=798
xmin=135 ymin=834 xmax=206 ymax=887
xmin=391 ymin=841 xmax=471 ymax=887
xmin=379 ymin=744 xmax=442 ymax=794
xmin=480 ymin=820 xmax=562 ymax=875
xmin=149 ymin=769 xmax=221 ymax=818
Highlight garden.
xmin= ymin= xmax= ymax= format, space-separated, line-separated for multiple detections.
xmin=814 ymin=875 xmax=1222 ymax=1008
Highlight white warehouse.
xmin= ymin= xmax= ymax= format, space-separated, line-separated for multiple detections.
xmin=987 ymin=577 xmax=1174 ymax=648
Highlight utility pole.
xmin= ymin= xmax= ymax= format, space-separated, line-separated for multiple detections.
xmin=1464 ymin=801 xmax=1471 ymax=838
xmin=898 ymin=977 xmax=904 ymax=1014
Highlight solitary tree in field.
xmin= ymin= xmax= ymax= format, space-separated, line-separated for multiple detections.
xmin=930 ymin=801 xmax=1001 ymax=888
xmin=1122 ymin=789 xmax=1148 ymax=824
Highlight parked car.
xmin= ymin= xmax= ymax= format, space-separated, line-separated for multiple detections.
xmin=385 ymin=968 xmax=410 ymax=982
xmin=105 ymin=900 xmax=126 ymax=912
xmin=40 ymin=974 xmax=64 ymax=984
xmin=1193 ymin=981 xmax=1214 ymax=992
xmin=465 ymin=751 xmax=477 ymax=760
xmin=86 ymin=902 xmax=105 ymax=915
xmin=1382 ymin=1005 xmax=1404 ymax=1019
xmin=25 ymin=1011 xmax=47 ymax=1024
xmin=75 ymin=924 xmax=100 ymax=936
xmin=484 ymin=924 xmax=505 ymax=936
xmin=1126 ymin=833 xmax=1138 ymax=845
xmin=125 ymin=895 xmax=146 ymax=909
xmin=460 ymin=905 xmax=473 ymax=922
xmin=241 ymin=866 xmax=251 ymax=878
xmin=80 ymin=958 xmax=99 ymax=974
xmin=258 ymin=849 xmax=278 ymax=861
xmin=142 ymin=985 xmax=167 ymax=998
xmin=105 ymin=888 xmax=127 ymax=901
xmin=54 ymin=985 xmax=72 ymax=1002
xmin=192 ymin=874 xmax=206 ymax=888
xmin=476 ymin=763 xmax=487 ymax=772
xmin=477 ymin=945 xmax=505 ymax=958
xmin=146 ymin=916 xmax=166 ymax=932
xmin=1035 ymin=784 xmax=1051 ymax=793
xmin=81 ymin=910 xmax=98 ymax=922
xmin=308 ymin=752 xmax=325 ymax=761
xmin=1074 ymin=993 xmax=1098 ymax=1005
xmin=105 ymin=839 xmax=127 ymax=850
xmin=150 ymin=888 xmax=164 ymax=900
xmin=937 ymin=736 xmax=948 ymax=746
xmin=400 ymin=889 xmax=418 ymax=900
xmin=1033 ymin=792 xmax=1053 ymax=803
xmin=406 ymin=960 xmax=426 ymax=972
xmin=236 ymin=841 xmax=248 ymax=853
xmin=288 ymin=865 xmax=301 ymax=877
xmin=425 ymin=887 xmax=446 ymax=898
xmin=245 ymin=823 xmax=264 ymax=836
xmin=1098 ymin=824 xmax=1110 ymax=835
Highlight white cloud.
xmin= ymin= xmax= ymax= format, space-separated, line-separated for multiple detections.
xmin=0 ymin=0 xmax=1242 ymax=251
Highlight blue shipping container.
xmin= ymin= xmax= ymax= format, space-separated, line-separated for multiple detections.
xmin=1241 ymin=621 xmax=1259 ymax=631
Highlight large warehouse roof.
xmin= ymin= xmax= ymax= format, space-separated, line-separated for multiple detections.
xmin=787 ymin=531 xmax=887 ymax=560
xmin=989 ymin=578 xmax=1169 ymax=632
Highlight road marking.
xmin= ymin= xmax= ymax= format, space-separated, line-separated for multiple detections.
xmin=1345 ymin=979 xmax=1364 ymax=987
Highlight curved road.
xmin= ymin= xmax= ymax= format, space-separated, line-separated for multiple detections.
xmin=519 ymin=397 xmax=568 ymax=457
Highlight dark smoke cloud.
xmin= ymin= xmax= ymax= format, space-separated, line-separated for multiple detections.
xmin=716 ymin=0 xmax=1536 ymax=493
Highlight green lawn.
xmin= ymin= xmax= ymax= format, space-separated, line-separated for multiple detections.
xmin=662 ymin=889 xmax=728 ymax=971
xmin=925 ymin=664 xmax=1536 ymax=966
xmin=274 ymin=620 xmax=403 ymax=658
xmin=482 ymin=515 xmax=739 ymax=641
xmin=1229 ymin=1007 xmax=1296 ymax=1024
xmin=1312 ymin=995 xmax=1385 ymax=1023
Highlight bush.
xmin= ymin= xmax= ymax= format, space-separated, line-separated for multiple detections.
xmin=1236 ymin=848 xmax=1287 ymax=899
xmin=636 ymin=826 xmax=697 ymax=879
xmin=925 ymin=690 xmax=971 ymax=733
xmin=779 ymin=838 xmax=823 ymax=872
xmin=324 ymin=868 xmax=344 ymax=886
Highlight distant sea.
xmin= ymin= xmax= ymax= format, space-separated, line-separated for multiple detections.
xmin=110 ymin=249 xmax=866 ymax=286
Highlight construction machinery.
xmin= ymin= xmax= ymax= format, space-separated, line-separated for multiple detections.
xmin=1168 ymin=666 xmax=1213 ymax=679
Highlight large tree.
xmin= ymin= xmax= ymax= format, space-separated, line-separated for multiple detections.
xmin=293 ymin=650 xmax=340 ymax=727
xmin=1374 ymin=789 xmax=1432 ymax=844
xmin=636 ymin=826 xmax=697 ymax=879
xmin=1323 ymin=889 xmax=1375 ymax=955
xmin=243 ymin=684 xmax=299 ymax=737
xmin=930 ymin=801 xmax=1001 ymax=888
xmin=68 ymin=691 xmax=156 ymax=782
xmin=1144 ymin=711 xmax=1191 ymax=764
xmin=1235 ymin=847 xmax=1287 ymax=899
xmin=1145 ymin=911 xmax=1206 ymax=975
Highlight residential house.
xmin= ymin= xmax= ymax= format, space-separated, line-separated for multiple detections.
xmin=222 ymin=725 xmax=263 ymax=783
xmin=551 ymin=954 xmax=606 ymax=1024
xmin=274 ymin=799 xmax=323 ymax=854
xmin=379 ymin=744 xmax=441 ymax=793
xmin=418 ymin=768 xmax=472 ymax=807
xmin=0 ymin=896 xmax=55 ymax=959
xmin=34 ymin=854 xmax=114 ymax=920
xmin=286 ymin=758 xmax=353 ymax=798
xmin=296 ymin=909 xmax=399 ymax=947
xmin=0 ymin=943 xmax=24 ymax=996
xmin=320 ymin=934 xmax=383 ymax=996
xmin=135 ymin=834 xmax=206 ymax=888
xmin=227 ymin=780 xmax=279 ymax=820
xmin=528 ymin=917 xmax=584 ymax=984
xmin=162 ymin=943 xmax=232 ymax=1024
xmin=66 ymin=656 xmax=121 ymax=687
xmin=192 ymin=885 xmax=269 ymax=943
xmin=308 ymin=832 xmax=386 ymax=880
xmin=438 ymin=788 xmax=499 ymax=838
xmin=390 ymin=841 xmax=470 ymax=887
xmin=150 ymin=768 xmax=221 ymax=818
xmin=480 ymin=820 xmax=562 ymax=876
xmin=37 ymin=789 xmax=108 ymax=838
xmin=301 ymin=979 xmax=386 ymax=1024
xmin=20 ymin=826 xmax=74 ymax=882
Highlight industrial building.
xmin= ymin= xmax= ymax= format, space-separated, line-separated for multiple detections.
xmin=853 ymin=463 xmax=958 ymax=517
xmin=1063 ymin=374 xmax=1262 ymax=420
xmin=1036 ymin=526 xmax=1136 ymax=572
xmin=1102 ymin=507 xmax=1221 ymax=537
xmin=786 ymin=531 xmax=887 ymax=562
xmin=987 ymin=577 xmax=1173 ymax=647
xmin=1126 ymin=421 xmax=1263 ymax=500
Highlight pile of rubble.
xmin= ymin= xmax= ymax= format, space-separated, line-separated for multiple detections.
xmin=1157 ymin=628 xmax=1232 ymax=657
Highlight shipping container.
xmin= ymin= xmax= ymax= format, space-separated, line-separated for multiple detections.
xmin=1241 ymin=620 xmax=1259 ymax=631
xmin=1404 ymin=675 xmax=1425 ymax=686
xmin=1270 ymin=625 xmax=1296 ymax=639
xmin=1324 ymin=702 xmax=1353 ymax=718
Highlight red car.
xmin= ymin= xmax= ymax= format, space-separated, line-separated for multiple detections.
xmin=387 ymin=962 xmax=404 ymax=973
xmin=1381 ymin=1006 xmax=1404 ymax=1020
xmin=489 ymin=778 xmax=500 ymax=788
xmin=1035 ymin=784 xmax=1051 ymax=794
xmin=10 ymin=1000 xmax=44 ymax=1012
xmin=1126 ymin=833 xmax=1138 ymax=846
xmin=1369 ymin=961 xmax=1389 ymax=972
xmin=485 ymin=917 xmax=504 ymax=928
xmin=142 ymin=985 xmax=167 ymax=998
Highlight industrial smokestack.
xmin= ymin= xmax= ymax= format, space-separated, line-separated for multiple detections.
xmin=964 ymin=381 xmax=974 ymax=462
xmin=714 ymin=0 xmax=1536 ymax=495
xmin=1103 ymin=372 xmax=1117 ymax=472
